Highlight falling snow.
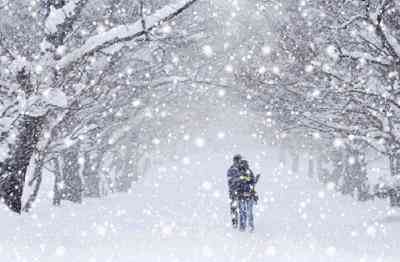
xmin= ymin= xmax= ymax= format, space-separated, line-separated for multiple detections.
xmin=1 ymin=1 xmax=400 ymax=262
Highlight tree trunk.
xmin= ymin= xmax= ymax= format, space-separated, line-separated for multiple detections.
xmin=53 ymin=157 xmax=62 ymax=206
xmin=291 ymin=152 xmax=299 ymax=173
xmin=341 ymin=145 xmax=368 ymax=199
xmin=0 ymin=115 xmax=44 ymax=213
xmin=52 ymin=147 xmax=84 ymax=206
xmin=388 ymin=153 xmax=400 ymax=206
xmin=82 ymin=152 xmax=101 ymax=198
xmin=278 ymin=147 xmax=286 ymax=166
xmin=23 ymin=151 xmax=46 ymax=212
xmin=331 ymin=149 xmax=344 ymax=185
xmin=61 ymin=146 xmax=83 ymax=203
xmin=307 ymin=157 xmax=314 ymax=178
xmin=389 ymin=154 xmax=396 ymax=177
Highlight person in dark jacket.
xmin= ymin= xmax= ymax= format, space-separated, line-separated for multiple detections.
xmin=227 ymin=154 xmax=242 ymax=228
xmin=237 ymin=159 xmax=258 ymax=232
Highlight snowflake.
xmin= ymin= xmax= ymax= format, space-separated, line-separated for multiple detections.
xmin=202 ymin=181 xmax=212 ymax=191
xmin=126 ymin=67 xmax=133 ymax=75
xmin=56 ymin=45 xmax=66 ymax=56
xmin=348 ymin=156 xmax=356 ymax=165
xmin=194 ymin=137 xmax=205 ymax=148
xmin=225 ymin=64 xmax=234 ymax=73
xmin=262 ymin=45 xmax=272 ymax=55
xmin=34 ymin=65 xmax=43 ymax=74
xmin=325 ymin=246 xmax=336 ymax=257
xmin=96 ymin=225 xmax=107 ymax=236
xmin=265 ymin=245 xmax=276 ymax=256
xmin=161 ymin=24 xmax=172 ymax=34
xmin=78 ymin=157 xmax=85 ymax=165
xmin=152 ymin=138 xmax=161 ymax=145
xmin=388 ymin=71 xmax=398 ymax=79
xmin=132 ymin=99 xmax=141 ymax=107
xmin=55 ymin=246 xmax=66 ymax=257
xmin=63 ymin=137 xmax=74 ymax=147
xmin=258 ymin=66 xmax=267 ymax=74
xmin=311 ymin=89 xmax=321 ymax=98
xmin=366 ymin=226 xmax=377 ymax=238
xmin=326 ymin=182 xmax=336 ymax=192
xmin=272 ymin=66 xmax=280 ymax=74
xmin=312 ymin=132 xmax=321 ymax=139
xmin=333 ymin=138 xmax=344 ymax=148
xmin=202 ymin=45 xmax=214 ymax=57
xmin=318 ymin=191 xmax=325 ymax=199
xmin=326 ymin=45 xmax=338 ymax=59
xmin=182 ymin=157 xmax=191 ymax=165
xmin=218 ymin=89 xmax=226 ymax=97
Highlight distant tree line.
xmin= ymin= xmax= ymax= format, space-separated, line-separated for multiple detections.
xmin=238 ymin=0 xmax=400 ymax=206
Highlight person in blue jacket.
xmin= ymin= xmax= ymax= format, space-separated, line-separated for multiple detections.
xmin=237 ymin=159 xmax=258 ymax=232
xmin=227 ymin=155 xmax=260 ymax=231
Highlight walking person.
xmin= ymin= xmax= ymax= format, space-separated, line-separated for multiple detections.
xmin=227 ymin=154 xmax=243 ymax=228
xmin=237 ymin=159 xmax=259 ymax=232
xmin=227 ymin=155 xmax=260 ymax=232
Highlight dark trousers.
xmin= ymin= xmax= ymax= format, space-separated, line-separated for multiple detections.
xmin=230 ymin=197 xmax=239 ymax=227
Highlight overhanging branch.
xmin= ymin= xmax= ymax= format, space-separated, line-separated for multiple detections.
xmin=56 ymin=0 xmax=198 ymax=70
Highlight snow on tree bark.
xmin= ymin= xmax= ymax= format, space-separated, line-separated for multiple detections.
xmin=0 ymin=115 xmax=44 ymax=213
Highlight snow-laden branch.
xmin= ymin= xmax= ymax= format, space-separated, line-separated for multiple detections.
xmin=332 ymin=15 xmax=366 ymax=30
xmin=367 ymin=1 xmax=400 ymax=60
xmin=45 ymin=0 xmax=88 ymax=34
xmin=340 ymin=50 xmax=390 ymax=66
xmin=381 ymin=23 xmax=400 ymax=59
xmin=0 ymin=1 xmax=8 ymax=10
xmin=56 ymin=0 xmax=198 ymax=70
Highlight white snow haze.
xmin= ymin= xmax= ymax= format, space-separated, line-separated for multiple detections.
xmin=1 ymin=0 xmax=400 ymax=262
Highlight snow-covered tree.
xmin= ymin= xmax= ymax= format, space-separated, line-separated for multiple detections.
xmin=0 ymin=0 xmax=199 ymax=213
xmin=237 ymin=0 xmax=400 ymax=203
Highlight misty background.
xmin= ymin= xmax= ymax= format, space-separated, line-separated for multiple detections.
xmin=1 ymin=0 xmax=400 ymax=261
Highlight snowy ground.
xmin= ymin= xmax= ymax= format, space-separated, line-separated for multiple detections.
xmin=1 ymin=145 xmax=400 ymax=262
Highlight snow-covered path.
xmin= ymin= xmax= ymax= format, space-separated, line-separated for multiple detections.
xmin=1 ymin=146 xmax=400 ymax=262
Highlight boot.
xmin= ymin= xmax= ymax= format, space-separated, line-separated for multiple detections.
xmin=232 ymin=218 xmax=238 ymax=229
